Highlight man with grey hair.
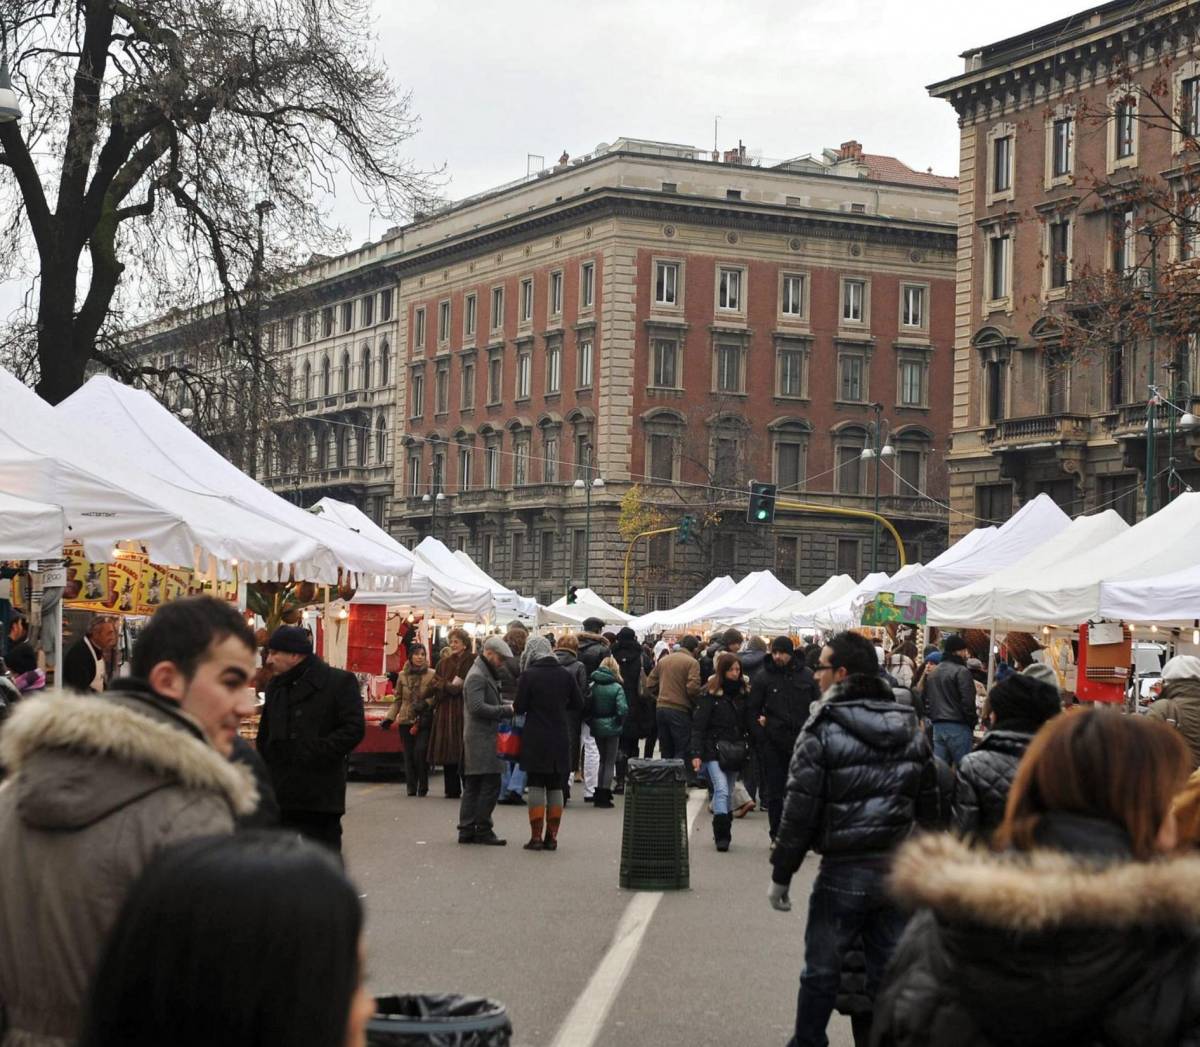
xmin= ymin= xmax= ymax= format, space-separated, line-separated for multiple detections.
xmin=458 ymin=635 xmax=515 ymax=845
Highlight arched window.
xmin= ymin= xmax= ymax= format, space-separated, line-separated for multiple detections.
xmin=832 ymin=425 xmax=867 ymax=495
xmin=357 ymin=419 xmax=368 ymax=466
xmin=336 ymin=425 xmax=348 ymax=468
xmin=362 ymin=344 xmax=373 ymax=389
xmin=379 ymin=340 xmax=390 ymax=387
xmin=321 ymin=356 xmax=331 ymax=397
xmin=303 ymin=361 xmax=312 ymax=399
xmin=340 ymin=351 xmax=351 ymax=392
xmin=376 ymin=416 xmax=388 ymax=464
xmin=314 ymin=428 xmax=327 ymax=469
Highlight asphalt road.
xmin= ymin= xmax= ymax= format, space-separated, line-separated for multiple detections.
xmin=344 ymin=780 xmax=854 ymax=1047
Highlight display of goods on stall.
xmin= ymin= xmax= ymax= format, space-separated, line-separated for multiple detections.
xmin=65 ymin=544 xmax=235 ymax=615
xmin=1077 ymin=622 xmax=1131 ymax=703
xmin=860 ymin=591 xmax=928 ymax=627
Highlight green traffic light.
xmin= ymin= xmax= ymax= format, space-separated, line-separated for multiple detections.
xmin=756 ymin=508 xmax=768 ymax=520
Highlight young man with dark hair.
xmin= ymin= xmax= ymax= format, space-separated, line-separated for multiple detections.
xmin=770 ymin=629 xmax=938 ymax=1047
xmin=923 ymin=633 xmax=978 ymax=767
xmin=646 ymin=633 xmax=702 ymax=765
xmin=0 ymin=596 xmax=260 ymax=1047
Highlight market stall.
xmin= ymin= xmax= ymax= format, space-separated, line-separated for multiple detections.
xmin=540 ymin=587 xmax=632 ymax=629
xmin=741 ymin=574 xmax=858 ymax=635
xmin=626 ymin=576 xmax=737 ymax=635
xmin=0 ymin=492 xmax=66 ymax=560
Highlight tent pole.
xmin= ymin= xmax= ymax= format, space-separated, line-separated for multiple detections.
xmin=986 ymin=618 xmax=997 ymax=692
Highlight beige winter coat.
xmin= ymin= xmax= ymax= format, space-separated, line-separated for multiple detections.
xmin=0 ymin=687 xmax=258 ymax=1047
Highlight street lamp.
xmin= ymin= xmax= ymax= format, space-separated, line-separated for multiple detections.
xmin=1150 ymin=375 xmax=1197 ymax=507
xmin=859 ymin=403 xmax=894 ymax=572
xmin=572 ymin=468 xmax=605 ymax=588
xmin=421 ymin=491 xmax=446 ymax=540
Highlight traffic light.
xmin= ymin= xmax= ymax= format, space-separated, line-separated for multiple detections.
xmin=567 ymin=585 xmax=579 ymax=604
xmin=676 ymin=514 xmax=695 ymax=544
xmin=746 ymin=481 xmax=778 ymax=525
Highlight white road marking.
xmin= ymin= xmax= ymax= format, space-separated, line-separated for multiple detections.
xmin=548 ymin=790 xmax=706 ymax=1047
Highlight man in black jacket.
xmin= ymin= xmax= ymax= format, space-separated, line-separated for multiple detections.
xmin=923 ymin=633 xmax=977 ymax=767
xmin=257 ymin=625 xmax=365 ymax=854
xmin=748 ymin=636 xmax=818 ymax=840
xmin=769 ymin=631 xmax=938 ymax=1047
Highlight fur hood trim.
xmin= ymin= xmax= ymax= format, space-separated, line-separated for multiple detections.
xmin=891 ymin=832 xmax=1200 ymax=932
xmin=0 ymin=690 xmax=258 ymax=817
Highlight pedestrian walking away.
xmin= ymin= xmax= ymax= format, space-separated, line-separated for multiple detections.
xmin=381 ymin=643 xmax=437 ymax=797
xmin=555 ymin=632 xmax=591 ymax=799
xmin=691 ymin=652 xmax=750 ymax=852
xmin=748 ymin=635 xmax=819 ymax=841
xmin=769 ymin=631 xmax=939 ymax=1047
xmin=647 ymin=634 xmax=701 ymax=769
xmin=923 ymin=633 xmax=977 ymax=766
xmin=258 ymin=624 xmax=365 ymax=855
xmin=611 ymin=626 xmax=652 ymax=793
xmin=0 ymin=597 xmax=259 ymax=1047
xmin=425 ymin=628 xmax=475 ymax=799
xmin=515 ymin=635 xmax=583 ymax=851
xmin=587 ymin=655 xmax=629 ymax=809
xmin=457 ymin=635 xmax=516 ymax=845
xmin=874 ymin=709 xmax=1200 ymax=1047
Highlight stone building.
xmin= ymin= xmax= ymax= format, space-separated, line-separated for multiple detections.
xmin=930 ymin=0 xmax=1200 ymax=538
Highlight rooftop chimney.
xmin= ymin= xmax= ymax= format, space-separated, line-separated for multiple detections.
xmin=838 ymin=140 xmax=863 ymax=161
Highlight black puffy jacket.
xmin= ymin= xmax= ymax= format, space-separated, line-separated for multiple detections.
xmin=952 ymin=728 xmax=1033 ymax=839
xmin=689 ymin=681 xmax=748 ymax=764
xmin=747 ymin=657 xmax=819 ymax=752
xmin=611 ymin=637 xmax=653 ymax=739
xmin=923 ymin=655 xmax=977 ymax=726
xmin=576 ymin=633 xmax=609 ymax=677
xmin=873 ymin=816 xmax=1200 ymax=1047
xmin=771 ymin=674 xmax=938 ymax=885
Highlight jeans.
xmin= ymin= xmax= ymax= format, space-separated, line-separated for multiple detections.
xmin=932 ymin=721 xmax=974 ymax=767
xmin=500 ymin=759 xmax=526 ymax=797
xmin=655 ymin=707 xmax=692 ymax=763
xmin=789 ymin=863 xmax=909 ymax=1047
xmin=702 ymin=760 xmax=737 ymax=815
xmin=596 ymin=736 xmax=621 ymax=790
xmin=457 ymin=773 xmax=501 ymax=839
xmin=403 ymin=724 xmax=429 ymax=795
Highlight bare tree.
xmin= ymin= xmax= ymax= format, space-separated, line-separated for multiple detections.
xmin=0 ymin=0 xmax=436 ymax=404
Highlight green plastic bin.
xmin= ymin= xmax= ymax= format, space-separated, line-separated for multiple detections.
xmin=619 ymin=758 xmax=690 ymax=890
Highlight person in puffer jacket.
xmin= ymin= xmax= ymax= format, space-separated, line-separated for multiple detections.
xmin=767 ymin=631 xmax=938 ymax=1047
xmin=586 ymin=658 xmax=628 ymax=809
xmin=953 ymin=671 xmax=1061 ymax=840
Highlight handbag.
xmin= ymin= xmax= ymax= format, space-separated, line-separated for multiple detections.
xmin=496 ymin=713 xmax=524 ymax=760
xmin=715 ymin=739 xmax=748 ymax=773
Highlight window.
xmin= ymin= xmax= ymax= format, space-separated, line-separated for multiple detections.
xmin=652 ymin=338 xmax=679 ymax=388
xmin=488 ymin=355 xmax=502 ymax=404
xmin=1113 ymin=208 xmax=1136 ymax=273
xmin=341 ymin=302 xmax=353 ymax=332
xmin=302 ymin=361 xmax=312 ymax=398
xmin=581 ymin=262 xmax=595 ymax=308
xmin=1182 ymin=199 xmax=1200 ymax=260
xmin=1052 ymin=117 xmax=1073 ymax=177
xmin=520 ymin=278 xmax=533 ymax=322
xmin=376 ymin=418 xmax=387 ymax=464
xmin=842 ymin=279 xmax=865 ymax=323
xmin=1048 ymin=220 xmax=1070 ymax=288
xmin=836 ymin=442 xmax=864 ymax=494
xmin=726 ymin=188 xmax=742 ymax=200
xmin=712 ymin=437 xmax=738 ymax=487
xmin=380 ymin=289 xmax=393 ymax=322
xmin=482 ymin=534 xmax=496 ymax=571
xmin=431 ymin=450 xmax=445 ymax=495
xmin=993 ymin=135 xmax=1012 ymax=192
xmin=509 ymin=532 xmax=525 ymax=578
xmin=648 ymin=434 xmax=674 ymax=482
xmin=1099 ymin=474 xmax=1138 ymax=525
xmin=361 ymin=295 xmax=374 ymax=327
xmin=458 ymin=446 xmax=472 ymax=491
xmin=896 ymin=447 xmax=923 ymax=493
xmin=899 ymin=358 xmax=926 ymax=407
xmin=781 ymin=274 xmax=805 ymax=317
xmin=902 ymin=285 xmax=925 ymax=328
xmin=284 ymin=318 xmax=296 ymax=349
xmin=655 ymin=262 xmax=679 ymax=306
xmin=989 ymin=235 xmax=1011 ymax=302
xmin=836 ymin=538 xmax=861 ymax=577
xmin=550 ymin=271 xmax=563 ymax=317
xmin=435 ymin=363 xmax=449 ymax=414
xmin=775 ymin=536 xmax=799 ymax=588
xmin=571 ymin=529 xmax=587 ymax=578
xmin=407 ymin=453 xmax=421 ymax=497
xmin=718 ymin=267 xmax=742 ymax=311
xmin=321 ymin=307 xmax=334 ymax=338
xmin=839 ymin=353 xmax=865 ymax=402
xmin=985 ymin=360 xmax=1006 ymax=422
xmin=513 ymin=436 xmax=529 ymax=486
xmin=1109 ymin=343 xmax=1128 ymax=406
xmin=540 ymin=531 xmax=555 ymax=578
xmin=575 ymin=433 xmax=592 ymax=480
xmin=1045 ymin=353 xmax=1068 ymax=414
xmin=578 ymin=338 xmax=594 ymax=388
xmin=464 ymin=293 xmax=477 ymax=339
xmin=409 ymin=371 xmax=424 ymax=417
xmin=340 ymin=351 xmax=351 ymax=392
xmin=485 ymin=443 xmax=499 ymax=487
xmin=546 ymin=342 xmax=561 ymax=394
xmin=543 ymin=436 xmax=558 ymax=483
xmin=515 ymin=351 xmax=531 ymax=399
xmin=461 ymin=360 xmax=475 ymax=409
xmin=321 ymin=356 xmax=331 ymax=396
xmin=413 ymin=307 xmax=426 ymax=350
xmin=361 ymin=346 xmax=372 ymax=388
xmin=1185 ymin=76 xmax=1200 ymax=138
xmin=976 ymin=483 xmax=1013 ymax=524
xmin=491 ymin=287 xmax=504 ymax=331
xmin=380 ymin=341 xmax=390 ymax=387
xmin=775 ymin=438 xmax=805 ymax=491
xmin=438 ymin=300 xmax=450 ymax=344
xmin=303 ymin=312 xmax=315 ymax=342
xmin=1115 ymin=99 xmax=1136 ymax=159
xmin=715 ymin=344 xmax=743 ymax=393
xmin=777 ymin=344 xmax=808 ymax=399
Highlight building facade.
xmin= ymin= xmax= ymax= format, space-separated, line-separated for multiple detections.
xmin=930 ymin=0 xmax=1200 ymax=538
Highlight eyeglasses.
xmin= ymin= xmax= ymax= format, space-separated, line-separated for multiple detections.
xmin=815 ymin=663 xmax=835 ymax=672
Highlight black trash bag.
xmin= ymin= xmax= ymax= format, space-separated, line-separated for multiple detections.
xmin=367 ymin=994 xmax=511 ymax=1047
xmin=626 ymin=758 xmax=687 ymax=784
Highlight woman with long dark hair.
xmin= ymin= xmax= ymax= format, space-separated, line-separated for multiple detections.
xmin=426 ymin=627 xmax=475 ymax=799
xmin=689 ymin=652 xmax=749 ymax=852
xmin=79 ymin=832 xmax=374 ymax=1047
xmin=874 ymin=710 xmax=1200 ymax=1046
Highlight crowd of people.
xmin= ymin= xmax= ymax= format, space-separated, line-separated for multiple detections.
xmin=6 ymin=596 xmax=1200 ymax=1046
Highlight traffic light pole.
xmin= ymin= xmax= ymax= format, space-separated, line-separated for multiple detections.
xmin=622 ymin=525 xmax=680 ymax=611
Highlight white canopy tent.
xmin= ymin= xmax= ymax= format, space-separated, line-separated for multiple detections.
xmin=639 ymin=571 xmax=796 ymax=632
xmin=56 ymin=377 xmax=414 ymax=585
xmin=797 ymin=566 xmax=922 ymax=632
xmin=1102 ymin=563 xmax=1200 ymax=624
xmin=451 ymin=550 xmax=538 ymax=622
xmin=741 ymin=574 xmax=858 ymax=634
xmin=541 ymin=587 xmax=632 ymax=629
xmin=414 ymin=537 xmax=536 ymax=622
xmin=928 ymin=510 xmax=1131 ymax=627
xmin=0 ymin=491 xmax=67 ymax=560
xmin=626 ymin=576 xmax=737 ymax=635
xmin=959 ymin=492 xmax=1200 ymax=629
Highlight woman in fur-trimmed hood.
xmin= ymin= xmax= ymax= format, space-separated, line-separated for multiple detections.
xmin=872 ymin=709 xmax=1200 ymax=1047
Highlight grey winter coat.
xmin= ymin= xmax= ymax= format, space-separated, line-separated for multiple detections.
xmin=0 ymin=686 xmax=257 ymax=1047
xmin=462 ymin=655 xmax=512 ymax=776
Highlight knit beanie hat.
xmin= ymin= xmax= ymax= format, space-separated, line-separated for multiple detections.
xmin=1022 ymin=662 xmax=1061 ymax=692
xmin=521 ymin=634 xmax=553 ymax=669
xmin=267 ymin=625 xmax=312 ymax=655
xmin=988 ymin=672 xmax=1061 ymax=727
xmin=771 ymin=636 xmax=795 ymax=655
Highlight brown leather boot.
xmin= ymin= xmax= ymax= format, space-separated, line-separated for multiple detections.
xmin=544 ymin=804 xmax=563 ymax=851
xmin=524 ymin=806 xmax=546 ymax=850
